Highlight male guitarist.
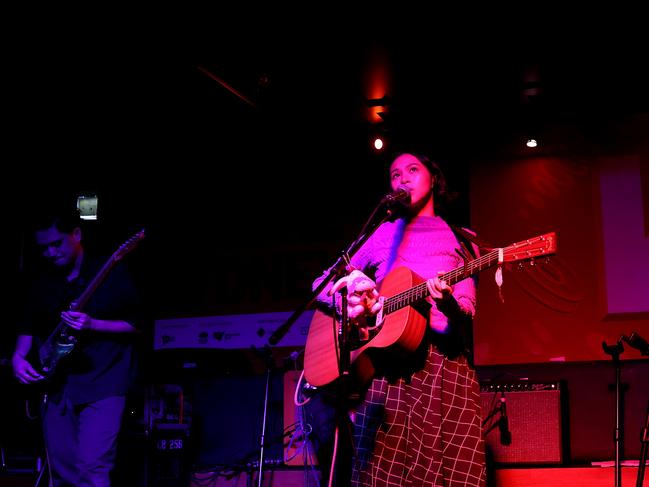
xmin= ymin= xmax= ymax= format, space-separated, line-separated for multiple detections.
xmin=307 ymin=151 xmax=486 ymax=487
xmin=11 ymin=201 xmax=144 ymax=487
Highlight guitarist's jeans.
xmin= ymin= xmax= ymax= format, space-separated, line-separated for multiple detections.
xmin=42 ymin=393 xmax=126 ymax=487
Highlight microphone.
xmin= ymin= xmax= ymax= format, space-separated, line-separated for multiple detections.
xmin=499 ymin=394 xmax=512 ymax=446
xmin=380 ymin=184 xmax=411 ymax=207
xmin=622 ymin=331 xmax=649 ymax=356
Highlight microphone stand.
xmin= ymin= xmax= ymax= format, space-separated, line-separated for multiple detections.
xmin=255 ymin=346 xmax=273 ymax=487
xmin=637 ymin=399 xmax=648 ymax=487
xmin=621 ymin=332 xmax=649 ymax=487
xmin=498 ymin=391 xmax=512 ymax=446
xmin=267 ymin=198 xmax=402 ymax=348
xmin=481 ymin=391 xmax=510 ymax=445
xmin=602 ymin=339 xmax=625 ymax=487
xmin=266 ymin=196 xmax=405 ymax=486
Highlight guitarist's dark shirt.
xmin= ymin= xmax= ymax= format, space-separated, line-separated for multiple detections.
xmin=17 ymin=254 xmax=143 ymax=405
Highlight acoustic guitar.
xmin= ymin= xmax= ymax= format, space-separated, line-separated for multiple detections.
xmin=304 ymin=232 xmax=557 ymax=389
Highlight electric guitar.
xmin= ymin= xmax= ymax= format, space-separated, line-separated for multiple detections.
xmin=303 ymin=231 xmax=557 ymax=389
xmin=37 ymin=229 xmax=145 ymax=378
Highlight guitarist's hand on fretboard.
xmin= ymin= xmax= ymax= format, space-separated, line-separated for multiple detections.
xmin=426 ymin=271 xmax=453 ymax=303
xmin=60 ymin=311 xmax=93 ymax=331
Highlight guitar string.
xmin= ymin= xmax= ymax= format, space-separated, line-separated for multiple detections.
xmin=384 ymin=249 xmax=498 ymax=314
xmin=383 ymin=241 xmax=551 ymax=314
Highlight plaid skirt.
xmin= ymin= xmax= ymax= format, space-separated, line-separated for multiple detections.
xmin=350 ymin=345 xmax=486 ymax=487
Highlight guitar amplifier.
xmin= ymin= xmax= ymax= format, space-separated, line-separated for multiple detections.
xmin=480 ymin=382 xmax=564 ymax=465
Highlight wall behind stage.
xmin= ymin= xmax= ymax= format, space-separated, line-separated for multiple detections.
xmin=470 ymin=150 xmax=649 ymax=365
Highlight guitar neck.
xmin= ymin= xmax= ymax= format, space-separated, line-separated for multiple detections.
xmin=383 ymin=249 xmax=501 ymax=314
xmin=42 ymin=256 xmax=119 ymax=343
xmin=74 ymin=255 xmax=118 ymax=310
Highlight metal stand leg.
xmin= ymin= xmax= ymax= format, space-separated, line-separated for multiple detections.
xmin=635 ymin=400 xmax=648 ymax=487
xmin=602 ymin=340 xmax=625 ymax=487
xmin=257 ymin=366 xmax=271 ymax=487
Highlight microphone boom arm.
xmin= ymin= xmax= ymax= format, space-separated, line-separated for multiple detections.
xmin=267 ymin=195 xmax=398 ymax=347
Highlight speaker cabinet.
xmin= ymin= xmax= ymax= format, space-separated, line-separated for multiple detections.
xmin=481 ymin=382 xmax=563 ymax=465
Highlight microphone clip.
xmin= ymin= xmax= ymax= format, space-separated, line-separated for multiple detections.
xmin=380 ymin=185 xmax=411 ymax=207
xmin=621 ymin=331 xmax=649 ymax=356
xmin=498 ymin=392 xmax=512 ymax=446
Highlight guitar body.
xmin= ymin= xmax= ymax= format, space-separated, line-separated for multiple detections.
xmin=38 ymin=326 xmax=77 ymax=376
xmin=304 ymin=266 xmax=428 ymax=388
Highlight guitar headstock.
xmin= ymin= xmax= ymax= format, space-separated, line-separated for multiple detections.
xmin=114 ymin=229 xmax=146 ymax=261
xmin=503 ymin=232 xmax=556 ymax=263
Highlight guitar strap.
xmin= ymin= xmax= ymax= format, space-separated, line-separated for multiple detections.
xmin=449 ymin=224 xmax=493 ymax=258
xmin=447 ymin=224 xmax=494 ymax=368
xmin=451 ymin=223 xmax=506 ymax=304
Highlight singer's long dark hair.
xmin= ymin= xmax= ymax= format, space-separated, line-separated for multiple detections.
xmin=388 ymin=150 xmax=458 ymax=216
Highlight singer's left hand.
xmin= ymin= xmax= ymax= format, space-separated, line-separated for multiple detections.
xmin=426 ymin=271 xmax=453 ymax=303
xmin=61 ymin=311 xmax=93 ymax=331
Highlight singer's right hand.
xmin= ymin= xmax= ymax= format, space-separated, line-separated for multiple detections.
xmin=330 ymin=270 xmax=382 ymax=323
xmin=11 ymin=354 xmax=44 ymax=384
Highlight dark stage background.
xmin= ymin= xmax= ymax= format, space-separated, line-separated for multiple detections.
xmin=2 ymin=10 xmax=649 ymax=484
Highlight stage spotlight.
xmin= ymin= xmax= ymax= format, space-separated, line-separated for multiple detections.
xmin=373 ymin=136 xmax=385 ymax=151
xmin=369 ymin=121 xmax=388 ymax=152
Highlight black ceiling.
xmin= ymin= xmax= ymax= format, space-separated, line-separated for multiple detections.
xmin=8 ymin=12 xmax=649 ymax=231
xmin=12 ymin=15 xmax=648 ymax=158
xmin=5 ymin=10 xmax=648 ymax=319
